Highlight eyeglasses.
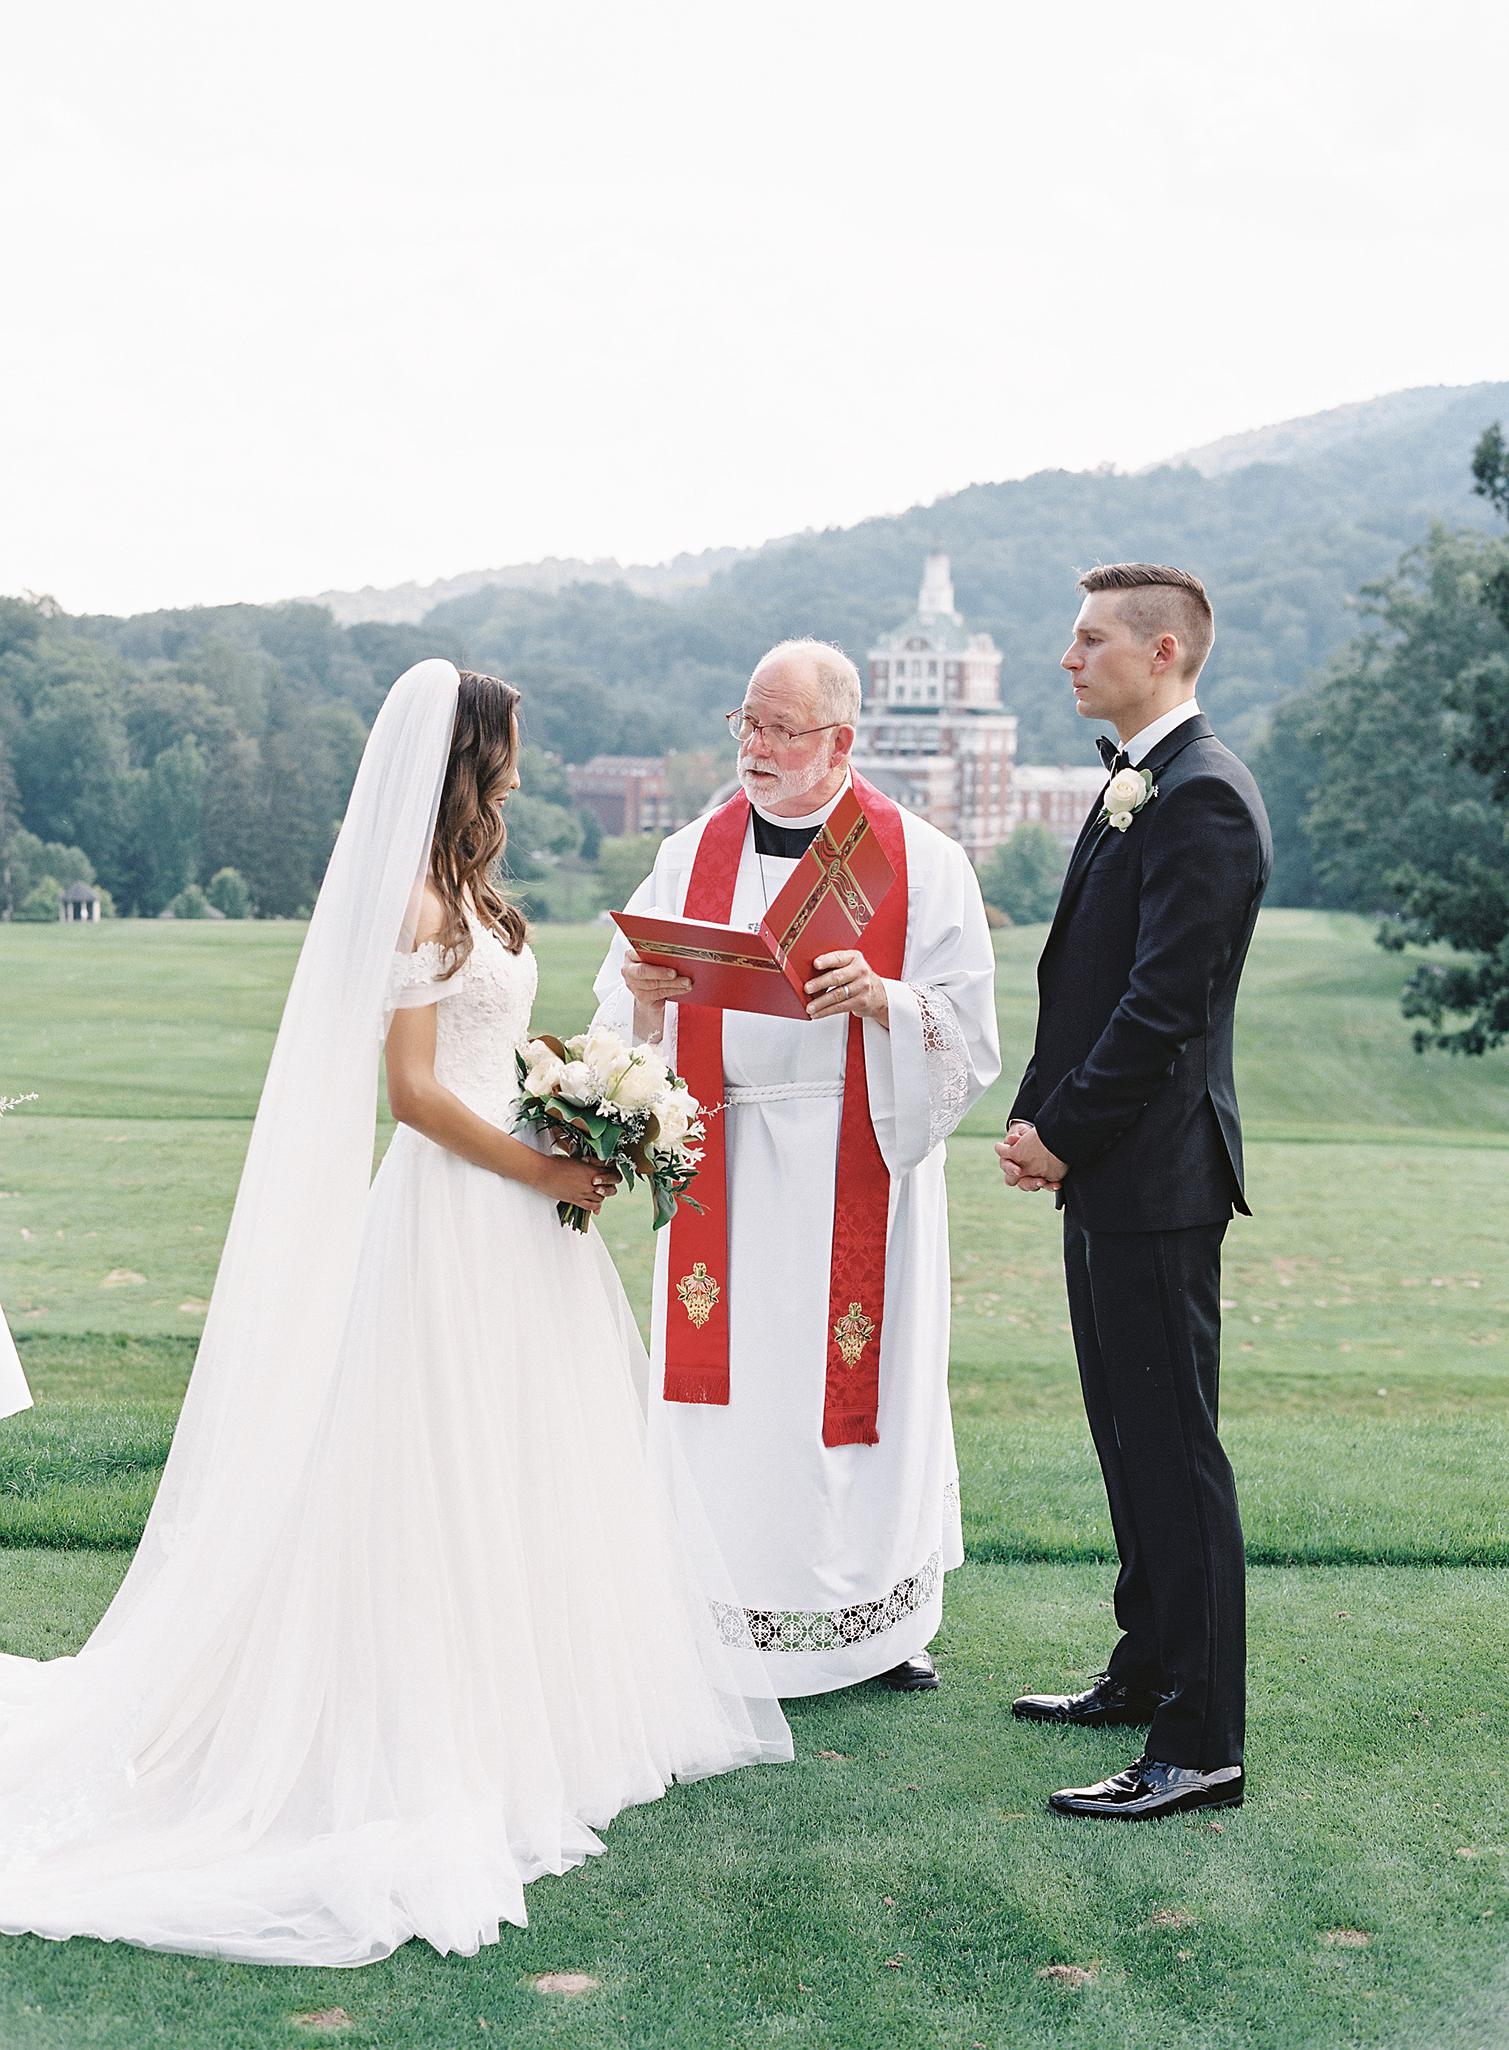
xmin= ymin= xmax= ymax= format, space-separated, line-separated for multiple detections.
xmin=724 ymin=709 xmax=846 ymax=749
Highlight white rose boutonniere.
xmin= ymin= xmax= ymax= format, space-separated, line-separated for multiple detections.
xmin=1099 ymin=766 xmax=1157 ymax=834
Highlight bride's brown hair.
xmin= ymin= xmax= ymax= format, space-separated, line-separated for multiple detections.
xmin=429 ymin=669 xmax=528 ymax=973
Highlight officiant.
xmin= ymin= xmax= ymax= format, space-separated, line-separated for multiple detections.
xmin=592 ymin=640 xmax=999 ymax=1695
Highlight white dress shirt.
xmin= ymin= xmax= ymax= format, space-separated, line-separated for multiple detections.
xmin=1122 ymin=698 xmax=1203 ymax=766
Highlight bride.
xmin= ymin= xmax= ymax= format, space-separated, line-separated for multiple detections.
xmin=0 ymin=659 xmax=790 ymax=1968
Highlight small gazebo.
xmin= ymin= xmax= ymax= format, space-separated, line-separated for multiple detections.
xmin=59 ymin=882 xmax=102 ymax=924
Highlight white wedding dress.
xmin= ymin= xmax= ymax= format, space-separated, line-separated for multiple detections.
xmin=0 ymin=662 xmax=788 ymax=1968
xmin=0 ymin=1306 xmax=31 ymax=1420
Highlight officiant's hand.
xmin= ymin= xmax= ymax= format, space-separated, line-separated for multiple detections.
xmin=806 ymin=950 xmax=890 ymax=1026
xmin=622 ymin=948 xmax=693 ymax=1040
xmin=996 ymin=1120 xmax=1067 ymax=1193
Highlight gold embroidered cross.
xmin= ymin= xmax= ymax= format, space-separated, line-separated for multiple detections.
xmin=832 ymin=1300 xmax=876 ymax=1368
xmin=677 ymin=1261 xmax=721 ymax=1330
xmin=776 ymin=817 xmax=877 ymax=954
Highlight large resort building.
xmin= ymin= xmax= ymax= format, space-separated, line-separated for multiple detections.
xmin=853 ymin=554 xmax=1101 ymax=862
xmin=568 ymin=553 xmax=1103 ymax=858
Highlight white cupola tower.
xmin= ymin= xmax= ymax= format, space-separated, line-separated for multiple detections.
xmin=917 ymin=551 xmax=957 ymax=620
xmin=854 ymin=554 xmax=1015 ymax=860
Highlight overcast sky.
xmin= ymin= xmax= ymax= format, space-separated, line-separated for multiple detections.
xmin=4 ymin=0 xmax=1506 ymax=616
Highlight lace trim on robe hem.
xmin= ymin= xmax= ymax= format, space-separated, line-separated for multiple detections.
xmin=912 ymin=983 xmax=970 ymax=1154
xmin=710 ymin=1547 xmax=943 ymax=1654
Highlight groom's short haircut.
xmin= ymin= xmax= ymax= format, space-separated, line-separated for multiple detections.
xmin=757 ymin=638 xmax=862 ymax=728
xmin=1078 ymin=563 xmax=1214 ymax=680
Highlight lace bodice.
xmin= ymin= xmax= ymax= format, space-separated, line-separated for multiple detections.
xmin=388 ymin=916 xmax=538 ymax=1124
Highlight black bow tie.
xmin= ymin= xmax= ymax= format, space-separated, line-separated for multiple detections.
xmin=1096 ymin=735 xmax=1130 ymax=775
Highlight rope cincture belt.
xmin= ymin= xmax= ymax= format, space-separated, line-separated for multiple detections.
xmin=722 ymin=1081 xmax=846 ymax=1105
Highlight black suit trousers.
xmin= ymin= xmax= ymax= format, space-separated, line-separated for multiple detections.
xmin=1063 ymin=1213 xmax=1245 ymax=1767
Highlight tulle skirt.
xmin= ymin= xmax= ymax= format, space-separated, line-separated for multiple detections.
xmin=0 ymin=1127 xmax=789 ymax=1966
xmin=0 ymin=1303 xmax=31 ymax=1419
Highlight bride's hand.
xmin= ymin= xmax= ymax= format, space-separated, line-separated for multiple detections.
xmin=543 ymin=1156 xmax=620 ymax=1214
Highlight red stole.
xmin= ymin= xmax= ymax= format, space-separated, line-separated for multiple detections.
xmin=664 ymin=775 xmax=908 ymax=1446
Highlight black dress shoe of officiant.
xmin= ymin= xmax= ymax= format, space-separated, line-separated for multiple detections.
xmin=1011 ymin=1673 xmax=1160 ymax=1727
xmin=1048 ymin=1756 xmax=1245 ymax=1820
xmin=878 ymin=1651 xmax=939 ymax=1691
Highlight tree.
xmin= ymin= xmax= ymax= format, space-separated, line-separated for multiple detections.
xmin=16 ymin=876 xmax=62 ymax=922
xmin=1472 ymin=423 xmax=1509 ymax=632
xmin=592 ymin=834 xmax=663 ymax=912
xmin=976 ymin=823 xmax=1066 ymax=925
xmin=1 ymin=824 xmax=93 ymax=922
xmin=1247 ymin=695 xmax=1339 ymax=909
xmin=122 ymin=737 xmax=207 ymax=915
xmin=121 ymin=676 xmax=238 ymax=766
xmin=1299 ymin=526 xmax=1506 ymax=919
xmin=207 ymin=867 xmax=251 ymax=918
xmin=246 ymin=731 xmax=324 ymax=917
xmin=167 ymin=883 xmax=212 ymax=919
xmin=200 ymin=735 xmax=265 ymax=897
xmin=505 ymin=793 xmax=584 ymax=877
xmin=0 ymin=737 xmax=20 ymax=919
xmin=10 ymin=682 xmax=129 ymax=882
xmin=1379 ymin=429 xmax=1509 ymax=1053
xmin=663 ymin=748 xmax=725 ymax=820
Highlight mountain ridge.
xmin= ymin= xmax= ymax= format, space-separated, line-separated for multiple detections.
xmin=415 ymin=379 xmax=1509 ymax=766
xmin=300 ymin=382 xmax=1507 ymax=627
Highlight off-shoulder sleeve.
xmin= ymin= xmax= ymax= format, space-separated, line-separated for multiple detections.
xmin=386 ymin=940 xmax=468 ymax=1014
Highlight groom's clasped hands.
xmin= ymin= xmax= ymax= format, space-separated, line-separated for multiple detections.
xmin=995 ymin=1119 xmax=1067 ymax=1194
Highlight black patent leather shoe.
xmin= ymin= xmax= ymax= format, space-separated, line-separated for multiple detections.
xmin=1011 ymin=1672 xmax=1161 ymax=1727
xmin=878 ymin=1651 xmax=938 ymax=1691
xmin=1048 ymin=1755 xmax=1245 ymax=1820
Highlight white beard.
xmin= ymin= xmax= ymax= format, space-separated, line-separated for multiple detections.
xmin=737 ymin=749 xmax=835 ymax=809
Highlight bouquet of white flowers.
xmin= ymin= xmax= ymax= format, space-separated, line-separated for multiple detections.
xmin=514 ymin=1026 xmax=708 ymax=1234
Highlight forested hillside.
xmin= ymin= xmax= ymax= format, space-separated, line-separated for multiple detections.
xmin=428 ymin=382 xmax=1509 ymax=764
xmin=1 ymin=383 xmax=1504 ymax=920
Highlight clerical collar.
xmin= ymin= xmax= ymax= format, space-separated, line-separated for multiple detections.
xmin=749 ymin=773 xmax=851 ymax=859
xmin=747 ymin=773 xmax=851 ymax=833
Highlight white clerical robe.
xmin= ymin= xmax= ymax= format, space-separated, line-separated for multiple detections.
xmin=0 ymin=1306 xmax=32 ymax=1422
xmin=592 ymin=780 xmax=1000 ymax=1693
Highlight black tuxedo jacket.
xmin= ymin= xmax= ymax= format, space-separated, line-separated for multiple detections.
xmin=1011 ymin=714 xmax=1273 ymax=1233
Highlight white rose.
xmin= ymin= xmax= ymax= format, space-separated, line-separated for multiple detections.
xmin=610 ymin=1053 xmax=667 ymax=1112
xmin=1109 ymin=810 xmax=1134 ymax=832
xmin=656 ymin=1098 xmax=692 ymax=1149
xmin=658 ymin=1078 xmax=698 ymax=1125
xmin=558 ymin=1059 xmax=599 ymax=1104
xmin=1105 ymin=768 xmax=1145 ymax=814
xmin=578 ymin=1024 xmax=630 ymax=1095
xmin=524 ymin=1051 xmax=568 ymax=1097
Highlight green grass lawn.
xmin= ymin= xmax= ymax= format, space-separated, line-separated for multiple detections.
xmin=0 ymin=910 xmax=1505 ymax=2049
xmin=0 ymin=1555 xmax=1502 ymax=2050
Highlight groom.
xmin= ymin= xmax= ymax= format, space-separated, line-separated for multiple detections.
xmin=999 ymin=563 xmax=1271 ymax=1820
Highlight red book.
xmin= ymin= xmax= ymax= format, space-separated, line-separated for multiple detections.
xmin=611 ymin=787 xmax=898 ymax=1019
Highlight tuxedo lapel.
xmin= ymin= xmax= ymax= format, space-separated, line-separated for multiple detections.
xmin=1042 ymin=714 xmax=1216 ymax=947
xmin=1138 ymin=711 xmax=1213 ymax=780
